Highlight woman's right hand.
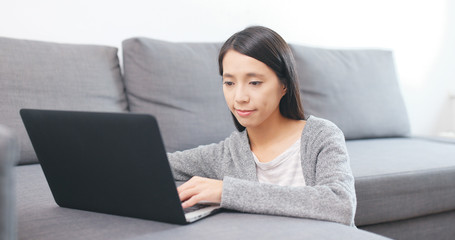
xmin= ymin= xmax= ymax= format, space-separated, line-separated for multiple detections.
xmin=177 ymin=176 xmax=223 ymax=208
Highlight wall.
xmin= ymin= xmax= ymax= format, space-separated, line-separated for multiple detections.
xmin=2 ymin=0 xmax=454 ymax=136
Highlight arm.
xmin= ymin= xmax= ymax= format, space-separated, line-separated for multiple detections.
xmin=221 ymin=124 xmax=356 ymax=226
xmin=168 ymin=140 xmax=227 ymax=208
xmin=167 ymin=140 xmax=227 ymax=181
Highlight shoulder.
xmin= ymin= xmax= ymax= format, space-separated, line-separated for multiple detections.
xmin=300 ymin=115 xmax=347 ymax=154
xmin=304 ymin=115 xmax=345 ymax=138
xmin=168 ymin=130 xmax=248 ymax=156
xmin=224 ymin=130 xmax=250 ymax=150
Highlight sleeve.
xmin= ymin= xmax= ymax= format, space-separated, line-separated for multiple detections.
xmin=220 ymin=125 xmax=356 ymax=226
xmin=167 ymin=141 xmax=226 ymax=181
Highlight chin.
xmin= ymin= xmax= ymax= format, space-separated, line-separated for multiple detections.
xmin=237 ymin=121 xmax=257 ymax=129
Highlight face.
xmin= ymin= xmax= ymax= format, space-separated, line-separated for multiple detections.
xmin=222 ymin=50 xmax=286 ymax=130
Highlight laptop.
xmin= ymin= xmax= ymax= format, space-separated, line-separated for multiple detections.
xmin=20 ymin=108 xmax=221 ymax=224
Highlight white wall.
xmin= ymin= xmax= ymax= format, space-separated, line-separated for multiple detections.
xmin=2 ymin=0 xmax=454 ymax=136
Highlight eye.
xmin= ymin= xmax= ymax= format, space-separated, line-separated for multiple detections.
xmin=223 ymin=81 xmax=234 ymax=86
xmin=250 ymin=81 xmax=262 ymax=86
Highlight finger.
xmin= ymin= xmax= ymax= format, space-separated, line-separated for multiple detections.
xmin=177 ymin=176 xmax=201 ymax=194
xmin=178 ymin=187 xmax=200 ymax=202
xmin=182 ymin=195 xmax=202 ymax=209
xmin=177 ymin=182 xmax=194 ymax=195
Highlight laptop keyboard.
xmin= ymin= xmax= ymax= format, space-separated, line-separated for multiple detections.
xmin=183 ymin=204 xmax=210 ymax=214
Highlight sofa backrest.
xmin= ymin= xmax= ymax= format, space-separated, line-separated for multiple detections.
xmin=122 ymin=38 xmax=236 ymax=153
xmin=122 ymin=38 xmax=411 ymax=154
xmin=1 ymin=35 xmax=411 ymax=164
xmin=291 ymin=45 xmax=411 ymax=139
xmin=0 ymin=37 xmax=127 ymax=165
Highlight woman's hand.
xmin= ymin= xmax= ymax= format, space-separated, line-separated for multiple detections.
xmin=177 ymin=176 xmax=223 ymax=208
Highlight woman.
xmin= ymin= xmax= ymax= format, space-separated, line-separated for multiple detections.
xmin=168 ymin=26 xmax=356 ymax=226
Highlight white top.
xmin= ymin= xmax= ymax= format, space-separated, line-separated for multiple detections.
xmin=252 ymin=139 xmax=306 ymax=187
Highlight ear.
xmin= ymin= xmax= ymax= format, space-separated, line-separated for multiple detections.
xmin=281 ymin=85 xmax=287 ymax=97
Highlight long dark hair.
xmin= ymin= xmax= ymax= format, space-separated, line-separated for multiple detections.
xmin=218 ymin=26 xmax=305 ymax=132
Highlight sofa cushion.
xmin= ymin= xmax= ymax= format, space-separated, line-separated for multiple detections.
xmin=348 ymin=137 xmax=455 ymax=226
xmin=291 ymin=45 xmax=410 ymax=139
xmin=360 ymin=210 xmax=455 ymax=240
xmin=15 ymin=164 xmax=390 ymax=240
xmin=122 ymin=38 xmax=235 ymax=153
xmin=0 ymin=37 xmax=127 ymax=165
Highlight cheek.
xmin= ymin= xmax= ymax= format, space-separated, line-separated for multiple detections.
xmin=258 ymin=87 xmax=283 ymax=107
xmin=223 ymin=89 xmax=233 ymax=107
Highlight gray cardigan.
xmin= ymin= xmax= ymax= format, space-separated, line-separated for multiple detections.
xmin=168 ymin=116 xmax=356 ymax=226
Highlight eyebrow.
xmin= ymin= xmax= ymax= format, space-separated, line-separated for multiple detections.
xmin=223 ymin=73 xmax=234 ymax=78
xmin=222 ymin=72 xmax=265 ymax=78
xmin=246 ymin=72 xmax=265 ymax=78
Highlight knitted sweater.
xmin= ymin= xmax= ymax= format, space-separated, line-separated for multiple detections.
xmin=167 ymin=115 xmax=356 ymax=226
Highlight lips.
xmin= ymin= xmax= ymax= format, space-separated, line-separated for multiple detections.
xmin=235 ymin=109 xmax=255 ymax=117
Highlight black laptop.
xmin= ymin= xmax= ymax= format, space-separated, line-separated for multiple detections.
xmin=20 ymin=109 xmax=221 ymax=224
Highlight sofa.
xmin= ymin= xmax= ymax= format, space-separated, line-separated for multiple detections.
xmin=0 ymin=35 xmax=454 ymax=240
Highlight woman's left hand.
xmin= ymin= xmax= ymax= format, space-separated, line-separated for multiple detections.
xmin=177 ymin=176 xmax=223 ymax=208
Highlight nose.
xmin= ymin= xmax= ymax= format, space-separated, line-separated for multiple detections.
xmin=234 ymin=85 xmax=250 ymax=103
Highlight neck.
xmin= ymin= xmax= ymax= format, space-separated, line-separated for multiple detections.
xmin=246 ymin=112 xmax=293 ymax=149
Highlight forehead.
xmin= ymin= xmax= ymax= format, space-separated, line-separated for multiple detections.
xmin=222 ymin=50 xmax=275 ymax=76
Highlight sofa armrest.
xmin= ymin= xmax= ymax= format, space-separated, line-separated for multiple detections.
xmin=0 ymin=125 xmax=19 ymax=240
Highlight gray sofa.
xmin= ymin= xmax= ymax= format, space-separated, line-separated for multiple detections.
xmin=1 ymin=35 xmax=454 ymax=240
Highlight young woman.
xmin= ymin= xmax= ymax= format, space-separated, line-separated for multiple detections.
xmin=168 ymin=26 xmax=356 ymax=226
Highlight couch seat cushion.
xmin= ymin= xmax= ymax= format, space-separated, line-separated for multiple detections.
xmin=0 ymin=37 xmax=127 ymax=165
xmin=15 ymin=164 xmax=389 ymax=240
xmin=348 ymin=137 xmax=455 ymax=225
